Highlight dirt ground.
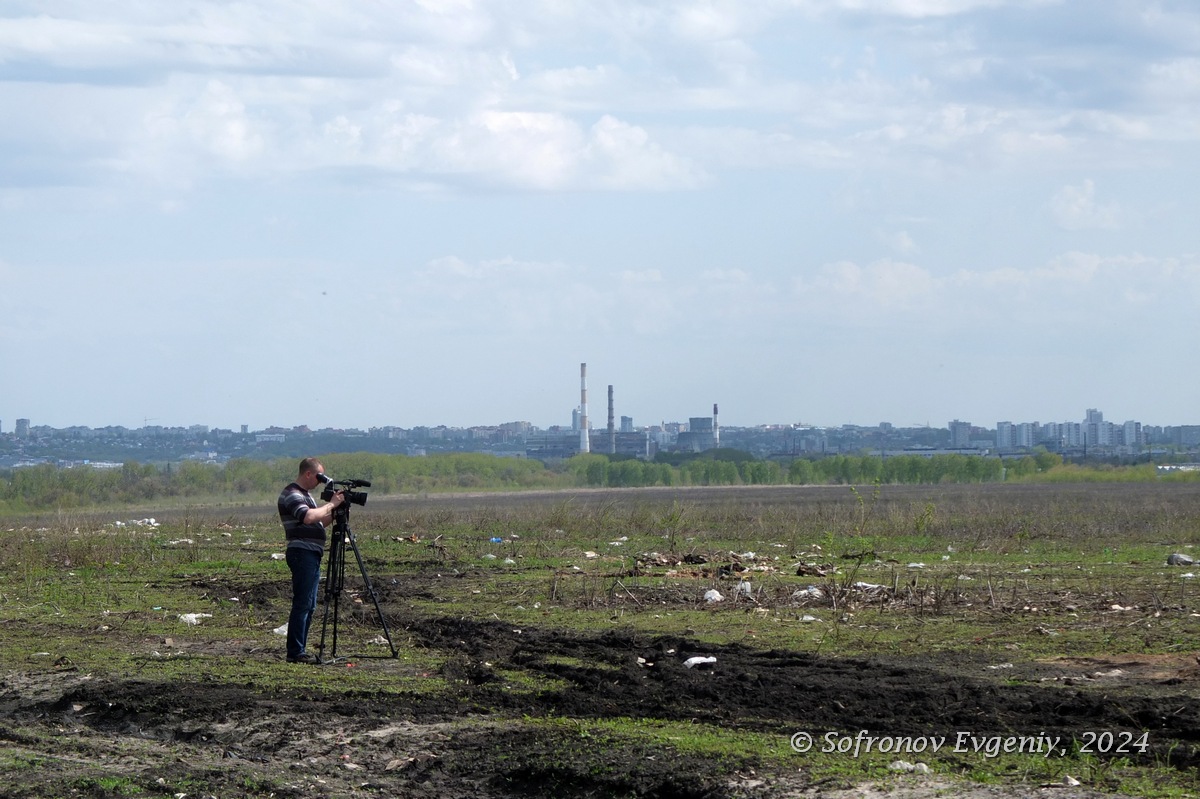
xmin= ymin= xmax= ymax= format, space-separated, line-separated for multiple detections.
xmin=3 ymin=603 xmax=1196 ymax=798
xmin=2 ymin=484 xmax=1198 ymax=798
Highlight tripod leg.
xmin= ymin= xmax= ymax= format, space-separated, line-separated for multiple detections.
xmin=346 ymin=530 xmax=399 ymax=658
xmin=317 ymin=530 xmax=346 ymax=662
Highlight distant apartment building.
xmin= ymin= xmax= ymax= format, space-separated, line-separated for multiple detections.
xmin=948 ymin=419 xmax=972 ymax=448
xmin=996 ymin=421 xmax=1014 ymax=451
xmin=15 ymin=418 xmax=30 ymax=438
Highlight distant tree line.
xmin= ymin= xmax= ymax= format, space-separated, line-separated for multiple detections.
xmin=0 ymin=449 xmax=1194 ymax=512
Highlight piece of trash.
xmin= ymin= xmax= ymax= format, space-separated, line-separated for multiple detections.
xmin=178 ymin=613 xmax=213 ymax=625
xmin=273 ymin=624 xmax=288 ymax=636
xmin=792 ymin=586 xmax=823 ymax=599
xmin=889 ymin=760 xmax=916 ymax=772
xmin=1063 ymin=775 xmax=1081 ymax=786
xmin=504 ymin=558 xmax=516 ymax=565
xmin=1182 ymin=573 xmax=1196 ymax=579
xmin=735 ymin=580 xmax=752 ymax=597
xmin=489 ymin=537 xmax=503 ymax=543
xmin=1168 ymin=553 xmax=1195 ymax=566
xmin=683 ymin=656 xmax=716 ymax=669
xmin=482 ymin=553 xmax=497 ymax=560
xmin=986 ymin=663 xmax=1014 ymax=670
xmin=799 ymin=615 xmax=820 ymax=623
xmin=907 ymin=562 xmax=925 ymax=569
xmin=704 ymin=589 xmax=725 ymax=603
xmin=271 ymin=553 xmax=285 ymax=560
xmin=853 ymin=581 xmax=884 ymax=591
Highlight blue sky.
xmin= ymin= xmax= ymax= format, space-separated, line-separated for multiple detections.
xmin=1 ymin=1 xmax=1197 ymax=431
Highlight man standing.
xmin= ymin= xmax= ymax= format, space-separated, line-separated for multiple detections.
xmin=277 ymin=457 xmax=344 ymax=664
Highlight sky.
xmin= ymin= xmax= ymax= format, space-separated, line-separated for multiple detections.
xmin=1 ymin=1 xmax=1198 ymax=433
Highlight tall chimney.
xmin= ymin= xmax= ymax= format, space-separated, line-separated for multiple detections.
xmin=713 ymin=403 xmax=720 ymax=448
xmin=579 ymin=363 xmax=590 ymax=453
xmin=607 ymin=385 xmax=616 ymax=454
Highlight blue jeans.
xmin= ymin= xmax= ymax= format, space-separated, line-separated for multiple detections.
xmin=286 ymin=547 xmax=323 ymax=659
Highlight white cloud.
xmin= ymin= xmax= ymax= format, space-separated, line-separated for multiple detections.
xmin=796 ymin=259 xmax=937 ymax=313
xmin=1051 ymin=179 xmax=1121 ymax=230
xmin=585 ymin=115 xmax=706 ymax=189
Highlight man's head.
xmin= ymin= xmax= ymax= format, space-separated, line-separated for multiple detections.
xmin=297 ymin=457 xmax=324 ymax=490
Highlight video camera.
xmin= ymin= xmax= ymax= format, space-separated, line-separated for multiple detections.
xmin=316 ymin=473 xmax=370 ymax=507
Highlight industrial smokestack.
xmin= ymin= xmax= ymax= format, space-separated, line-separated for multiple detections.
xmin=579 ymin=363 xmax=590 ymax=453
xmin=713 ymin=403 xmax=720 ymax=448
xmin=607 ymin=385 xmax=616 ymax=454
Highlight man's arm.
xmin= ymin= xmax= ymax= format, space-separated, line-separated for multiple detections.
xmin=302 ymin=491 xmax=345 ymax=525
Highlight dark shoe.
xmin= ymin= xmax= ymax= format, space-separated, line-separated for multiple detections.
xmin=287 ymin=652 xmax=320 ymax=664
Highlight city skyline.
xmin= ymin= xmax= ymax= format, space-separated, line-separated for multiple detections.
xmin=2 ymin=404 xmax=1194 ymax=437
xmin=3 ymin=3 xmax=1199 ymax=431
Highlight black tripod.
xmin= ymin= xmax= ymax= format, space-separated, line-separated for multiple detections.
xmin=316 ymin=502 xmax=398 ymax=662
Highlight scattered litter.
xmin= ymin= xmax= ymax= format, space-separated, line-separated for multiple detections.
xmin=735 ymin=580 xmax=753 ymax=597
xmin=683 ymin=656 xmax=716 ymax=669
xmin=1063 ymin=775 xmax=1081 ymax=786
xmin=853 ymin=581 xmax=884 ymax=591
xmin=941 ymin=555 xmax=951 ymax=561
xmin=1182 ymin=573 xmax=1196 ymax=579
xmin=167 ymin=539 xmax=194 ymax=546
xmin=273 ymin=624 xmax=288 ymax=636
xmin=504 ymin=558 xmax=516 ymax=565
xmin=1167 ymin=553 xmax=1194 ymax=566
xmin=584 ymin=551 xmax=599 ymax=559
xmin=482 ymin=553 xmax=497 ymax=560
xmin=907 ymin=563 xmax=925 ymax=569
xmin=271 ymin=553 xmax=285 ymax=560
xmin=1109 ymin=604 xmax=1133 ymax=612
xmin=739 ymin=551 xmax=756 ymax=560
xmin=986 ymin=663 xmax=1014 ymax=670
xmin=886 ymin=760 xmax=930 ymax=774
xmin=178 ymin=613 xmax=212 ymax=625
xmin=608 ymin=540 xmax=624 ymax=547
xmin=792 ymin=586 xmax=823 ymax=600
xmin=799 ymin=615 xmax=821 ymax=623
xmin=704 ymin=589 xmax=725 ymax=603
xmin=115 ymin=518 xmax=159 ymax=528
xmin=489 ymin=537 xmax=503 ymax=543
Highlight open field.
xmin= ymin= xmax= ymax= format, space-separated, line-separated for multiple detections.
xmin=2 ymin=483 xmax=1199 ymax=798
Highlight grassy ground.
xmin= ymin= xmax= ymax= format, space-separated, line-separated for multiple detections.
xmin=1 ymin=483 xmax=1198 ymax=798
